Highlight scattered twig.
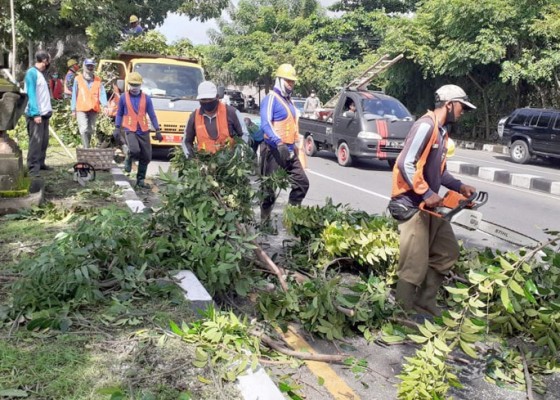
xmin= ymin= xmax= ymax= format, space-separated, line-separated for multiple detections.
xmin=389 ymin=317 xmax=419 ymax=330
xmin=258 ymin=358 xmax=293 ymax=365
xmin=518 ymin=345 xmax=535 ymax=400
xmin=252 ymin=329 xmax=346 ymax=362
xmin=335 ymin=305 xmax=355 ymax=317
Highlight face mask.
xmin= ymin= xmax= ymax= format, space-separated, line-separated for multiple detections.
xmin=311 ymin=93 xmax=315 ymax=97
xmin=200 ymin=99 xmax=219 ymax=113
xmin=129 ymin=87 xmax=141 ymax=95
xmin=43 ymin=62 xmax=50 ymax=72
xmin=52 ymin=74 xmax=58 ymax=79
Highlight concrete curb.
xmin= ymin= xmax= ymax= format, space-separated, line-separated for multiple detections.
xmin=447 ymin=160 xmax=560 ymax=196
xmin=108 ymin=165 xmax=286 ymax=400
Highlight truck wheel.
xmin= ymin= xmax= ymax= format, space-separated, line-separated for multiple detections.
xmin=337 ymin=142 xmax=352 ymax=167
xmin=387 ymin=159 xmax=396 ymax=169
xmin=510 ymin=140 xmax=530 ymax=164
xmin=304 ymin=135 xmax=317 ymax=157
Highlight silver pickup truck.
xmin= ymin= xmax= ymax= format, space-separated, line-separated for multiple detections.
xmin=299 ymin=90 xmax=415 ymax=168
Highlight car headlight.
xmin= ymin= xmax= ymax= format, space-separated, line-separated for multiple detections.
xmin=358 ymin=131 xmax=382 ymax=140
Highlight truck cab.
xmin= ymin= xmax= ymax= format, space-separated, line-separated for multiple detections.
xmin=300 ymin=89 xmax=414 ymax=168
xmin=99 ymin=52 xmax=205 ymax=150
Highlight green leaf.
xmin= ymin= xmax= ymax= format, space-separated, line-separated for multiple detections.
xmin=0 ymin=389 xmax=28 ymax=398
xmin=509 ymin=280 xmax=525 ymax=297
xmin=459 ymin=340 xmax=478 ymax=359
xmin=380 ymin=335 xmax=405 ymax=344
xmin=408 ymin=334 xmax=429 ymax=344
xmin=500 ymin=287 xmax=513 ymax=313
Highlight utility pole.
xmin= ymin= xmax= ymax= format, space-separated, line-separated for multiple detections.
xmin=10 ymin=0 xmax=16 ymax=79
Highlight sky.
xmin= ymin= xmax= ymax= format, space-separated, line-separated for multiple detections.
xmin=156 ymin=0 xmax=339 ymax=45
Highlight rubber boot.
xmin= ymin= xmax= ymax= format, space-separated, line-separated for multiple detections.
xmin=414 ymin=269 xmax=445 ymax=316
xmin=395 ymin=280 xmax=417 ymax=312
xmin=136 ymin=163 xmax=151 ymax=189
xmin=123 ymin=156 xmax=132 ymax=176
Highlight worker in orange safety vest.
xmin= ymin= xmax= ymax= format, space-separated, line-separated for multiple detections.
xmin=71 ymin=59 xmax=108 ymax=148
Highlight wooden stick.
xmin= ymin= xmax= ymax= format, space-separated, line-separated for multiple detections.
xmin=518 ymin=345 xmax=535 ymax=400
xmin=253 ymin=330 xmax=346 ymax=363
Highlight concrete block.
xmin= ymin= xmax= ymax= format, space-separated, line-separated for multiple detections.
xmin=511 ymin=174 xmax=539 ymax=189
xmin=482 ymin=144 xmax=495 ymax=152
xmin=494 ymin=171 xmax=511 ymax=184
xmin=114 ymin=180 xmax=131 ymax=187
xmin=174 ymin=270 xmax=214 ymax=312
xmin=531 ymin=178 xmax=552 ymax=193
xmin=551 ymin=181 xmax=560 ymax=196
xmin=237 ymin=366 xmax=285 ymax=400
xmin=459 ymin=163 xmax=479 ymax=176
xmin=125 ymin=199 xmax=146 ymax=213
xmin=479 ymin=167 xmax=508 ymax=181
xmin=446 ymin=161 xmax=465 ymax=174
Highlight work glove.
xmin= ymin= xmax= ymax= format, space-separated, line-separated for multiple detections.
xmin=276 ymin=143 xmax=293 ymax=167
xmin=113 ymin=127 xmax=122 ymax=145
xmin=155 ymin=130 xmax=163 ymax=142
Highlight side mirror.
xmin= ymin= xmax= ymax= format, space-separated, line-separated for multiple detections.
xmin=217 ymin=86 xmax=225 ymax=99
xmin=116 ymin=79 xmax=125 ymax=92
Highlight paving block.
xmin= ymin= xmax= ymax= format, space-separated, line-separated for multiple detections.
xmin=552 ymin=181 xmax=560 ymax=196
xmin=174 ymin=270 xmax=214 ymax=312
xmin=237 ymin=366 xmax=285 ymax=400
xmin=482 ymin=144 xmax=495 ymax=152
xmin=479 ymin=167 xmax=508 ymax=182
xmin=125 ymin=199 xmax=146 ymax=213
xmin=511 ymin=174 xmax=539 ymax=189
xmin=531 ymin=178 xmax=552 ymax=193
xmin=494 ymin=170 xmax=511 ymax=184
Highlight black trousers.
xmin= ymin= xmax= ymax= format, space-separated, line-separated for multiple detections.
xmin=26 ymin=116 xmax=50 ymax=174
xmin=125 ymin=131 xmax=152 ymax=166
xmin=260 ymin=144 xmax=309 ymax=210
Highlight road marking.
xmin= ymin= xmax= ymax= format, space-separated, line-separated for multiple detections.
xmin=455 ymin=153 xmax=560 ymax=179
xmin=282 ymin=326 xmax=361 ymax=400
xmin=307 ymin=170 xmax=391 ymax=201
xmin=457 ymin=173 xmax=560 ymax=200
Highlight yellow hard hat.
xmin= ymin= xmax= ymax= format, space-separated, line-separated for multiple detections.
xmin=67 ymin=59 xmax=78 ymax=68
xmin=276 ymin=64 xmax=298 ymax=81
xmin=129 ymin=15 xmax=139 ymax=23
xmin=128 ymin=72 xmax=143 ymax=85
xmin=447 ymin=138 xmax=456 ymax=158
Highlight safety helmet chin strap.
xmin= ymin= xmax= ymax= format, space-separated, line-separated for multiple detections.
xmin=274 ymin=77 xmax=292 ymax=98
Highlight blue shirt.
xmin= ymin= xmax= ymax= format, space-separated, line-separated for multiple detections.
xmin=24 ymin=67 xmax=52 ymax=117
xmin=115 ymin=91 xmax=160 ymax=134
xmin=260 ymin=88 xmax=297 ymax=150
xmin=71 ymin=76 xmax=108 ymax=112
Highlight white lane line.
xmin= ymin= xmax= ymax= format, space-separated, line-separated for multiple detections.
xmin=455 ymin=154 xmax=560 ymax=178
xmin=307 ymin=170 xmax=391 ymax=200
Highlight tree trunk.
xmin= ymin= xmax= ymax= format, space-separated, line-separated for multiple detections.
xmin=468 ymin=73 xmax=490 ymax=140
xmin=28 ymin=40 xmax=33 ymax=68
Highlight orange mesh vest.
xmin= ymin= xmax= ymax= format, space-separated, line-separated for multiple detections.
xmin=391 ymin=111 xmax=448 ymax=197
xmin=107 ymin=84 xmax=121 ymax=118
xmin=195 ymin=103 xmax=232 ymax=153
xmin=122 ymin=93 xmax=149 ymax=132
xmin=270 ymin=92 xmax=298 ymax=145
xmin=75 ymin=75 xmax=102 ymax=112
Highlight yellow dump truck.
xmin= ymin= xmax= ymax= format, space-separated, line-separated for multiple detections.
xmin=99 ymin=52 xmax=205 ymax=150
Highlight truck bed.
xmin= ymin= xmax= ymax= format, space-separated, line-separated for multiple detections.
xmin=299 ymin=117 xmax=335 ymax=150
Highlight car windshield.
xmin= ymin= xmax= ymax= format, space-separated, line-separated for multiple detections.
xmin=362 ymin=98 xmax=412 ymax=120
xmin=133 ymin=63 xmax=204 ymax=99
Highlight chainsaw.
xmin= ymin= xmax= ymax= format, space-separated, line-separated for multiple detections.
xmin=420 ymin=191 xmax=540 ymax=248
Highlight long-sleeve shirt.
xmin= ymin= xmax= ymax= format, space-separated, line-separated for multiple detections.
xmin=182 ymin=105 xmax=243 ymax=157
xmin=24 ymin=67 xmax=52 ymax=118
xmin=304 ymin=96 xmax=321 ymax=113
xmin=71 ymin=77 xmax=108 ymax=112
xmin=392 ymin=114 xmax=462 ymax=207
xmin=260 ymin=88 xmax=297 ymax=151
xmin=115 ymin=92 xmax=160 ymax=134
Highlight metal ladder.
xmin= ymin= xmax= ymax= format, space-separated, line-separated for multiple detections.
xmin=323 ymin=53 xmax=404 ymax=109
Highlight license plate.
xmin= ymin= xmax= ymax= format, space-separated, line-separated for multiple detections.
xmin=386 ymin=140 xmax=403 ymax=148
xmin=162 ymin=135 xmax=182 ymax=143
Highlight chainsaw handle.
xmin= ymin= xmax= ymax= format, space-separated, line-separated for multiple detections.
xmin=419 ymin=202 xmax=444 ymax=218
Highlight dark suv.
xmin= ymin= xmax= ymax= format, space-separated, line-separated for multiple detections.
xmin=225 ymin=90 xmax=245 ymax=112
xmin=498 ymin=107 xmax=560 ymax=164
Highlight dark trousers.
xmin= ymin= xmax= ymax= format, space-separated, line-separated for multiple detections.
xmin=260 ymin=144 xmax=309 ymax=210
xmin=125 ymin=131 xmax=152 ymax=181
xmin=26 ymin=116 xmax=50 ymax=174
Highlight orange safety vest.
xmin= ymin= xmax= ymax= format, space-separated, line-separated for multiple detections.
xmin=269 ymin=91 xmax=298 ymax=145
xmin=122 ymin=92 xmax=150 ymax=132
xmin=195 ymin=102 xmax=232 ymax=153
xmin=75 ymin=75 xmax=102 ymax=112
xmin=107 ymin=84 xmax=121 ymax=118
xmin=392 ymin=111 xmax=448 ymax=198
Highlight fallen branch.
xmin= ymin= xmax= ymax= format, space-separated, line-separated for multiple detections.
xmin=518 ymin=345 xmax=535 ymax=400
xmin=335 ymin=305 xmax=355 ymax=317
xmin=252 ymin=330 xmax=346 ymax=363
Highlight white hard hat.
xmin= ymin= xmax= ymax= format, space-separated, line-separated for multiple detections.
xmin=435 ymin=85 xmax=476 ymax=110
xmin=197 ymin=81 xmax=218 ymax=100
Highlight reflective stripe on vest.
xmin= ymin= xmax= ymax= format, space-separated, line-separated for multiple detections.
xmin=269 ymin=91 xmax=298 ymax=145
xmin=123 ymin=93 xmax=149 ymax=132
xmin=391 ymin=111 xmax=448 ymax=198
xmin=194 ymin=102 xmax=232 ymax=153
xmin=75 ymin=75 xmax=101 ymax=112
